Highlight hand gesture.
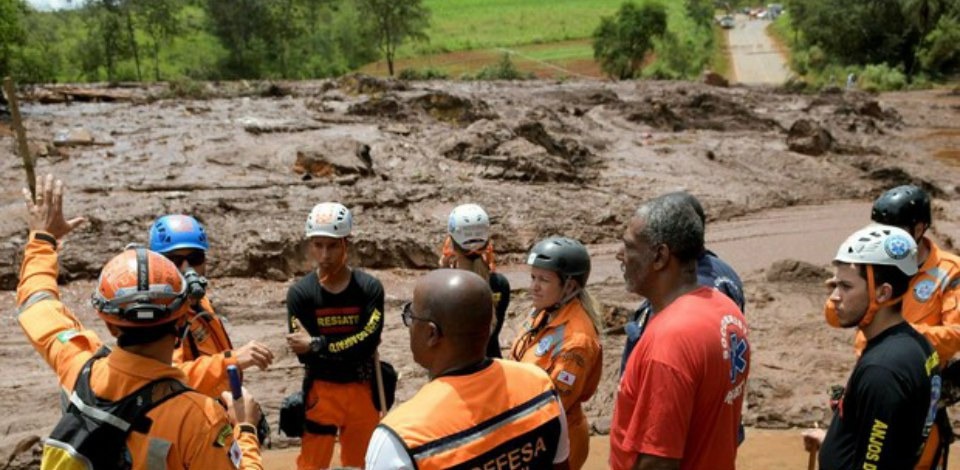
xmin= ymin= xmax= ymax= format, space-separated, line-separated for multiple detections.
xmin=234 ymin=341 xmax=274 ymax=371
xmin=286 ymin=317 xmax=311 ymax=354
xmin=23 ymin=174 xmax=85 ymax=240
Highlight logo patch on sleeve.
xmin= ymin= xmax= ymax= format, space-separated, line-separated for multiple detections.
xmin=228 ymin=441 xmax=242 ymax=468
xmin=56 ymin=329 xmax=79 ymax=343
xmin=214 ymin=424 xmax=232 ymax=448
xmin=557 ymin=370 xmax=577 ymax=387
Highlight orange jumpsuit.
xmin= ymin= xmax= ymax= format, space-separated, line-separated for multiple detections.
xmin=174 ymin=295 xmax=239 ymax=398
xmin=16 ymin=231 xmax=262 ymax=470
xmin=510 ymin=298 xmax=602 ymax=470
xmin=825 ymin=237 xmax=960 ymax=470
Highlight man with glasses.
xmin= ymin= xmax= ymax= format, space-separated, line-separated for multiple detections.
xmin=149 ymin=214 xmax=275 ymax=398
xmin=285 ymin=202 xmax=386 ymax=470
xmin=366 ymin=269 xmax=570 ymax=469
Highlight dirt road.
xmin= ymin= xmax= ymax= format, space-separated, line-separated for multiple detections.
xmin=727 ymin=15 xmax=790 ymax=85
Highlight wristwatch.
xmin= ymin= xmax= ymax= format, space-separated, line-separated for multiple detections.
xmin=309 ymin=336 xmax=325 ymax=353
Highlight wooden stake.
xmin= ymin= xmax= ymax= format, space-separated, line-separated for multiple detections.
xmin=3 ymin=77 xmax=35 ymax=201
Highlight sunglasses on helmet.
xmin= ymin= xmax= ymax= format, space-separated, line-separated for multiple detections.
xmin=163 ymin=250 xmax=206 ymax=267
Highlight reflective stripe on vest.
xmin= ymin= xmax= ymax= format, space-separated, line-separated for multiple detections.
xmin=383 ymin=361 xmax=564 ymax=470
xmin=18 ymin=291 xmax=56 ymax=316
xmin=147 ymin=438 xmax=171 ymax=470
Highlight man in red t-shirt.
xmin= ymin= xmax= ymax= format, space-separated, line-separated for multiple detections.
xmin=612 ymin=194 xmax=750 ymax=470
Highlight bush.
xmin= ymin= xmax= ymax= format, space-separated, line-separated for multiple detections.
xmin=470 ymin=53 xmax=533 ymax=80
xmin=860 ymin=64 xmax=907 ymax=92
xmin=167 ymin=76 xmax=210 ymax=99
xmin=397 ymin=67 xmax=449 ymax=80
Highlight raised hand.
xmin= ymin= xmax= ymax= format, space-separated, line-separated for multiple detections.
xmin=22 ymin=174 xmax=85 ymax=240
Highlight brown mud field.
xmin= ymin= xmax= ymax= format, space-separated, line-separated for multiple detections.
xmin=1 ymin=77 xmax=959 ymax=468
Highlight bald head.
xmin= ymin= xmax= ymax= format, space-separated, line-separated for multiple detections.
xmin=414 ymin=269 xmax=493 ymax=341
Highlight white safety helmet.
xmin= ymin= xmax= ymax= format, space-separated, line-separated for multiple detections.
xmin=447 ymin=204 xmax=490 ymax=251
xmin=305 ymin=202 xmax=352 ymax=238
xmin=834 ymin=224 xmax=918 ymax=276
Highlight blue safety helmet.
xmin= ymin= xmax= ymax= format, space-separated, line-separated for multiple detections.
xmin=149 ymin=215 xmax=209 ymax=253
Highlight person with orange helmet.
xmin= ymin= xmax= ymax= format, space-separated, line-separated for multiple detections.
xmin=16 ymin=174 xmax=263 ymax=469
xmin=509 ymin=236 xmax=602 ymax=470
xmin=285 ymin=202 xmax=386 ymax=469
xmin=823 ymin=185 xmax=960 ymax=469
xmin=148 ymin=215 xmax=274 ymax=399
xmin=439 ymin=204 xmax=511 ymax=358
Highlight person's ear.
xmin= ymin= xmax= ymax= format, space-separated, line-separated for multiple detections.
xmin=562 ymin=278 xmax=580 ymax=297
xmin=875 ymin=283 xmax=895 ymax=304
xmin=426 ymin=322 xmax=442 ymax=347
xmin=106 ymin=323 xmax=121 ymax=339
xmin=652 ymin=244 xmax=670 ymax=270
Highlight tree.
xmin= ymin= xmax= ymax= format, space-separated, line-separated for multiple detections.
xmin=592 ymin=1 xmax=668 ymax=80
xmin=205 ymin=0 xmax=278 ymax=78
xmin=356 ymin=0 xmax=430 ymax=76
xmin=0 ymin=0 xmax=27 ymax=78
xmin=132 ymin=0 xmax=183 ymax=80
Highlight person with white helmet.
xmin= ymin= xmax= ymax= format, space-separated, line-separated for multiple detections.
xmin=439 ymin=203 xmax=511 ymax=358
xmin=284 ymin=202 xmax=388 ymax=470
xmin=803 ymin=224 xmax=941 ymax=470
xmin=824 ymin=185 xmax=960 ymax=470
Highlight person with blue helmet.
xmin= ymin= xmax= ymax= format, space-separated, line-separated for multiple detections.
xmin=149 ymin=215 xmax=275 ymax=400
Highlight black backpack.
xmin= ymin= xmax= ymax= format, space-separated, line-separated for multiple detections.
xmin=43 ymin=347 xmax=190 ymax=470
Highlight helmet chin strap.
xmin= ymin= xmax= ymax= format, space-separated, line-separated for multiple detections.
xmin=856 ymin=265 xmax=904 ymax=328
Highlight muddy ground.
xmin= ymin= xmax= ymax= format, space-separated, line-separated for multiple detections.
xmin=1 ymin=77 xmax=959 ymax=468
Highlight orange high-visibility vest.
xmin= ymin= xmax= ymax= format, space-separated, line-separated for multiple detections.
xmin=380 ymin=359 xmax=564 ymax=470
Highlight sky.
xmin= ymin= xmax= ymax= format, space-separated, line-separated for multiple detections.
xmin=26 ymin=0 xmax=77 ymax=11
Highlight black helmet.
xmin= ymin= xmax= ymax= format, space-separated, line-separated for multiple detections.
xmin=871 ymin=185 xmax=931 ymax=229
xmin=527 ymin=237 xmax=591 ymax=285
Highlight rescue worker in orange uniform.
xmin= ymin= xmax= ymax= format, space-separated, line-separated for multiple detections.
xmin=16 ymin=174 xmax=263 ymax=469
xmin=286 ymin=202 xmax=385 ymax=470
xmin=510 ymin=237 xmax=603 ymax=470
xmin=438 ymin=203 xmax=511 ymax=358
xmin=366 ymin=269 xmax=570 ymax=469
xmin=149 ymin=215 xmax=274 ymax=398
xmin=824 ymin=185 xmax=960 ymax=470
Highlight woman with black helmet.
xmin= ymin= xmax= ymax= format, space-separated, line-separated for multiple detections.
xmin=509 ymin=236 xmax=603 ymax=470
xmin=440 ymin=203 xmax=511 ymax=358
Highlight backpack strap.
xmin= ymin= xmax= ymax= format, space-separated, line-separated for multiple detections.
xmin=70 ymin=347 xmax=192 ymax=434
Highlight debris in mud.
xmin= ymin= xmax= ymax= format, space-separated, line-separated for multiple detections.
xmin=240 ymin=117 xmax=324 ymax=135
xmin=702 ymin=71 xmax=729 ymax=88
xmin=439 ymin=119 xmax=596 ymax=183
xmin=786 ymin=119 xmax=833 ymax=156
xmin=765 ymin=259 xmax=831 ymax=283
xmin=292 ymin=140 xmax=374 ymax=179
xmin=411 ymin=91 xmax=498 ymax=125
xmin=346 ymin=94 xmax=406 ymax=119
xmin=624 ymin=92 xmax=780 ymax=132
xmin=2 ymin=435 xmax=42 ymax=470
xmin=52 ymin=128 xmax=112 ymax=147
xmin=866 ymin=167 xmax=945 ymax=197
xmin=338 ymin=73 xmax=408 ymax=96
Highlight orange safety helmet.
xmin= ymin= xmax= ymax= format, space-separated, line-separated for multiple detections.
xmin=91 ymin=247 xmax=190 ymax=328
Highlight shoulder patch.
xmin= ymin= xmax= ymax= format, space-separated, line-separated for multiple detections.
xmin=557 ymin=370 xmax=577 ymax=387
xmin=228 ymin=440 xmax=242 ymax=468
xmin=214 ymin=423 xmax=232 ymax=448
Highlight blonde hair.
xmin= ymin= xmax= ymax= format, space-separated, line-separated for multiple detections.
xmin=578 ymin=289 xmax=603 ymax=334
xmin=458 ymin=251 xmax=491 ymax=280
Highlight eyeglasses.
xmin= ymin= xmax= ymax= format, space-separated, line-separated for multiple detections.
xmin=401 ymin=301 xmax=442 ymax=335
xmin=163 ymin=250 xmax=206 ymax=267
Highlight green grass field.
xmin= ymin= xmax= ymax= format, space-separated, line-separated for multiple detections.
xmin=382 ymin=0 xmax=717 ymax=79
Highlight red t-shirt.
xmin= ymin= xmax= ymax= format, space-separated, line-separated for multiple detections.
xmin=610 ymin=287 xmax=749 ymax=470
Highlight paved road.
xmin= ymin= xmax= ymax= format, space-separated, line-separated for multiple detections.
xmin=726 ymin=15 xmax=790 ymax=85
